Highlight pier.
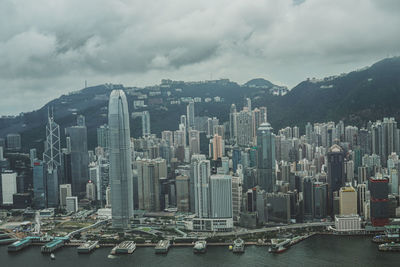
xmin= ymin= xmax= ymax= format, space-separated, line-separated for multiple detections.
xmin=41 ymin=237 xmax=69 ymax=253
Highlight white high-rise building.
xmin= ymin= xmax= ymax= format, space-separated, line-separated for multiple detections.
xmin=192 ymin=155 xmax=211 ymax=218
xmin=1 ymin=171 xmax=17 ymax=205
xmin=59 ymin=184 xmax=72 ymax=208
xmin=210 ymin=174 xmax=233 ymax=218
xmin=187 ymin=101 xmax=195 ymax=129
xmin=66 ymin=196 xmax=78 ymax=213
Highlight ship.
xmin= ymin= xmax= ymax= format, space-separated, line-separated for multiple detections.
xmin=155 ymin=240 xmax=171 ymax=254
xmin=193 ymin=240 xmax=207 ymax=254
xmin=77 ymin=241 xmax=99 ymax=254
xmin=373 ymin=225 xmax=400 ymax=243
xmin=111 ymin=241 xmax=136 ymax=255
xmin=269 ymin=239 xmax=291 ymax=254
xmin=232 ymin=238 xmax=245 ymax=253
xmin=378 ymin=242 xmax=400 ymax=252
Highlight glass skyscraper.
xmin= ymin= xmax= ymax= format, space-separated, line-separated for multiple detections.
xmin=108 ymin=90 xmax=134 ymax=229
xmin=256 ymin=122 xmax=276 ymax=192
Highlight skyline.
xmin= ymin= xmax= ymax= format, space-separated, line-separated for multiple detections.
xmin=1 ymin=0 xmax=400 ymax=115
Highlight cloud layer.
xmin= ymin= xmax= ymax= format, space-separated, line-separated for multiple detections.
xmin=1 ymin=0 xmax=400 ymax=114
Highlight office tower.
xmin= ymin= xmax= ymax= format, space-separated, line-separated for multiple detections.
xmin=339 ymin=187 xmax=357 ymax=215
xmin=187 ymin=101 xmax=195 ymax=129
xmin=210 ymin=174 xmax=232 ymax=218
xmin=256 ymin=123 xmax=276 ymax=192
xmin=77 ymin=115 xmax=86 ymax=127
xmin=65 ymin=124 xmax=89 ymax=197
xmin=86 ymin=180 xmax=96 ymax=201
xmin=358 ymin=128 xmax=371 ymax=155
xmin=0 ymin=138 xmax=5 ymax=149
xmin=303 ymin=177 xmax=314 ymax=220
xmin=190 ymin=154 xmax=205 ymax=212
xmin=246 ymin=97 xmax=252 ymax=111
xmin=229 ymin=104 xmax=237 ymax=142
xmin=192 ymin=155 xmax=211 ymax=218
xmin=174 ymin=129 xmax=186 ymax=148
xmin=213 ymin=125 xmax=225 ymax=139
xmin=231 ymin=175 xmax=242 ymax=221
xmin=97 ymin=124 xmax=109 ymax=149
xmin=313 ymin=182 xmax=328 ymax=219
xmin=188 ymin=129 xmax=200 ymax=156
xmin=259 ymin=107 xmax=267 ymax=123
xmin=265 ymin=192 xmax=291 ymax=223
xmin=108 ymin=90 xmax=134 ymax=229
xmin=232 ymin=146 xmax=241 ymax=173
xmin=236 ymin=109 xmax=252 ymax=146
xmin=176 ymin=175 xmax=190 ymax=212
xmin=390 ymin=168 xmax=399 ymax=195
xmin=327 ymin=144 xmax=345 ymax=214
xmin=180 ymin=115 xmax=187 ymax=130
xmin=142 ymin=111 xmax=151 ymax=137
xmin=1 ymin=171 xmax=17 ymax=205
xmin=136 ymin=158 xmax=167 ymax=211
xmin=105 ymin=186 xmax=111 ymax=208
xmin=345 ymin=160 xmax=354 ymax=184
xmin=369 ymin=176 xmax=389 ymax=226
xmin=33 ymin=160 xmax=46 ymax=208
xmin=252 ymin=108 xmax=262 ymax=141
xmin=293 ymin=126 xmax=300 ymax=139
xmin=43 ymin=110 xmax=61 ymax=207
xmin=212 ymin=134 xmax=223 ymax=160
xmin=66 ymin=196 xmax=78 ymax=213
xmin=6 ymin=133 xmax=21 ymax=151
xmin=357 ymin=183 xmax=367 ymax=216
xmin=305 ymin=122 xmax=313 ymax=144
xmin=30 ymin=148 xmax=37 ymax=167
xmin=59 ymin=184 xmax=72 ymax=208
xmin=207 ymin=117 xmax=219 ymax=137
xmin=162 ymin=130 xmax=173 ymax=146
xmin=382 ymin=117 xmax=397 ymax=163
xmin=345 ymin=126 xmax=358 ymax=149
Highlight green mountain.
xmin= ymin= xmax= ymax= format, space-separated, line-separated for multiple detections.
xmin=1 ymin=57 xmax=400 ymax=154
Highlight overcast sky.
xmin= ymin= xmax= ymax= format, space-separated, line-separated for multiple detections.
xmin=1 ymin=0 xmax=400 ymax=115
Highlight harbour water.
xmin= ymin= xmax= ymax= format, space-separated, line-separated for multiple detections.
xmin=2 ymin=235 xmax=399 ymax=267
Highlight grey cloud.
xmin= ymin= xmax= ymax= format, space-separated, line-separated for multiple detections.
xmin=1 ymin=0 xmax=400 ymax=115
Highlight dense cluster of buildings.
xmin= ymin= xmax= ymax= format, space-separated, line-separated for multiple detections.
xmin=1 ymin=90 xmax=400 ymax=232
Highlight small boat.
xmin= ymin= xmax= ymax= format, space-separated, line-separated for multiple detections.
xmin=269 ymin=239 xmax=291 ymax=254
xmin=232 ymin=238 xmax=245 ymax=253
xmin=228 ymin=245 xmax=233 ymax=251
xmin=50 ymin=253 xmax=55 ymax=260
xmin=193 ymin=240 xmax=207 ymax=254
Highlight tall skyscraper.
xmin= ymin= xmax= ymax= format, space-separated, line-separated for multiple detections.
xmin=327 ymin=144 xmax=345 ymax=214
xmin=212 ymin=134 xmax=223 ymax=160
xmin=1 ymin=171 xmax=17 ymax=205
xmin=192 ymin=155 xmax=211 ymax=218
xmin=59 ymin=184 xmax=72 ymax=208
xmin=108 ymin=90 xmax=134 ymax=229
xmin=229 ymin=104 xmax=237 ymax=143
xmin=142 ymin=111 xmax=151 ymax=137
xmin=33 ymin=160 xmax=46 ymax=208
xmin=256 ymin=123 xmax=276 ymax=192
xmin=65 ymin=124 xmax=89 ymax=197
xmin=136 ymin=158 xmax=167 ymax=211
xmin=188 ymin=129 xmax=200 ymax=156
xmin=210 ymin=174 xmax=233 ymax=218
xmin=43 ymin=109 xmax=61 ymax=207
xmin=187 ymin=101 xmax=195 ymax=130
xmin=97 ymin=124 xmax=109 ymax=149
xmin=176 ymin=175 xmax=190 ymax=212
xmin=236 ymin=109 xmax=252 ymax=146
